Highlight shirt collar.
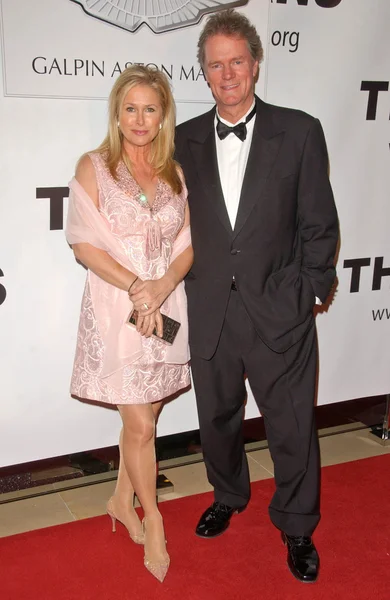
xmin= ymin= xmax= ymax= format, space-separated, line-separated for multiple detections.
xmin=215 ymin=98 xmax=256 ymax=127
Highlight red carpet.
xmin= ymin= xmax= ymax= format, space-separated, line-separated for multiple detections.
xmin=1 ymin=454 xmax=389 ymax=600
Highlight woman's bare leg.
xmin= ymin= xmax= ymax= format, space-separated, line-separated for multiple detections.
xmin=108 ymin=427 xmax=144 ymax=541
xmin=118 ymin=401 xmax=168 ymax=579
xmin=110 ymin=401 xmax=163 ymax=541
xmin=152 ymin=401 xmax=163 ymax=421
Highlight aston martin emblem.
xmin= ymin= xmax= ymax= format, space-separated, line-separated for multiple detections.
xmin=70 ymin=0 xmax=249 ymax=34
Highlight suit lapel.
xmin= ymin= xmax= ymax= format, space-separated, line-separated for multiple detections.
xmin=233 ymin=99 xmax=285 ymax=240
xmin=188 ymin=111 xmax=233 ymax=235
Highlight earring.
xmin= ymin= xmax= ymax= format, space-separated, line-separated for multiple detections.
xmin=117 ymin=120 xmax=120 ymax=127
xmin=159 ymin=123 xmax=162 ymax=130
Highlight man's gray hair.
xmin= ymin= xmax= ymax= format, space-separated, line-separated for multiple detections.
xmin=197 ymin=9 xmax=263 ymax=69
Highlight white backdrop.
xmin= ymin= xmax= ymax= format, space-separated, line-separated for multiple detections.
xmin=266 ymin=0 xmax=390 ymax=403
xmin=0 ymin=0 xmax=389 ymax=467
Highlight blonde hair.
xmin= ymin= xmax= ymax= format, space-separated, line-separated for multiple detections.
xmin=96 ymin=65 xmax=182 ymax=194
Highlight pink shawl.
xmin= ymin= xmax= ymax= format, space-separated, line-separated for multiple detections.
xmin=66 ymin=177 xmax=190 ymax=391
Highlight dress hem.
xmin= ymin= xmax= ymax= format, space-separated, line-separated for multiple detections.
xmin=70 ymin=379 xmax=190 ymax=406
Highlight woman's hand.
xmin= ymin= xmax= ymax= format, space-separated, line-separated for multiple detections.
xmin=129 ymin=276 xmax=175 ymax=316
xmin=135 ymin=309 xmax=163 ymax=338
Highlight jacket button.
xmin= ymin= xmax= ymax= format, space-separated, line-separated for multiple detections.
xmin=230 ymin=249 xmax=239 ymax=255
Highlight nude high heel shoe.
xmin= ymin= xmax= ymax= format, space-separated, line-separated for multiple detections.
xmin=142 ymin=517 xmax=170 ymax=583
xmin=106 ymin=497 xmax=144 ymax=545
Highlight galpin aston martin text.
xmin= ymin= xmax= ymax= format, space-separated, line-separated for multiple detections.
xmin=31 ymin=57 xmax=205 ymax=80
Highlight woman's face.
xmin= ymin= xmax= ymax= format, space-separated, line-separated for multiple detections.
xmin=118 ymin=84 xmax=163 ymax=148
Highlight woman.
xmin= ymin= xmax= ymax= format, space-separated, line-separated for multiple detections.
xmin=66 ymin=66 xmax=192 ymax=583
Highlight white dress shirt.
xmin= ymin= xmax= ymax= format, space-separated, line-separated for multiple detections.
xmin=214 ymin=99 xmax=321 ymax=305
xmin=215 ymin=99 xmax=256 ymax=228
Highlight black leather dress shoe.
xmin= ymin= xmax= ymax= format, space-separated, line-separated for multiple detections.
xmin=282 ymin=533 xmax=319 ymax=583
xmin=195 ymin=501 xmax=246 ymax=538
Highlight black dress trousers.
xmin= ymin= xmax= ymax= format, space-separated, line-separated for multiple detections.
xmin=190 ymin=288 xmax=320 ymax=537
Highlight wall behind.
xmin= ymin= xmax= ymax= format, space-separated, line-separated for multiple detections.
xmin=0 ymin=0 xmax=389 ymax=466
xmin=0 ymin=0 xmax=268 ymax=466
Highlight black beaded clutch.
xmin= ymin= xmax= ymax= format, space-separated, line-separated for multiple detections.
xmin=127 ymin=310 xmax=181 ymax=345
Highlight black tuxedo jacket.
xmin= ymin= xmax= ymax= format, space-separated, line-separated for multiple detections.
xmin=175 ymin=97 xmax=339 ymax=359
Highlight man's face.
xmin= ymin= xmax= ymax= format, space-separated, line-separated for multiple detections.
xmin=203 ymin=34 xmax=259 ymax=117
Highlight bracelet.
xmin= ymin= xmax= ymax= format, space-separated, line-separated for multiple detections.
xmin=128 ymin=276 xmax=138 ymax=293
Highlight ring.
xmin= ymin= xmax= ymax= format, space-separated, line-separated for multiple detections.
xmin=143 ymin=303 xmax=149 ymax=310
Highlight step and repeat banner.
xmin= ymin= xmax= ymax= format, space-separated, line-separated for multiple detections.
xmin=266 ymin=0 xmax=390 ymax=405
xmin=0 ymin=0 xmax=389 ymax=466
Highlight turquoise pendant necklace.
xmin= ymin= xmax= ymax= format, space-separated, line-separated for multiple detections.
xmin=139 ymin=192 xmax=148 ymax=205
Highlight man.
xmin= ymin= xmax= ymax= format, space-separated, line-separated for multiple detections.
xmin=175 ymin=9 xmax=338 ymax=583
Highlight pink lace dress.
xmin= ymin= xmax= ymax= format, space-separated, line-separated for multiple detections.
xmin=70 ymin=153 xmax=190 ymax=404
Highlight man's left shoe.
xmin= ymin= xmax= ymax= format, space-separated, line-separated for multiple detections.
xmin=282 ymin=533 xmax=319 ymax=583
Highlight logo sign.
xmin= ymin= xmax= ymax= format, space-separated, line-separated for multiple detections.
xmin=1 ymin=0 xmax=266 ymax=101
xmin=70 ymin=0 xmax=249 ymax=34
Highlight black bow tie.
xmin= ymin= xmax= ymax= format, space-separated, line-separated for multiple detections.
xmin=216 ymin=103 xmax=256 ymax=142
